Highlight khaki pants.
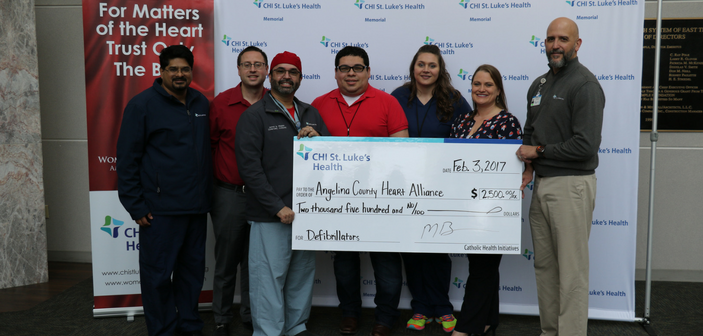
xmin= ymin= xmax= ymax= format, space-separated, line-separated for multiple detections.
xmin=529 ymin=174 xmax=596 ymax=336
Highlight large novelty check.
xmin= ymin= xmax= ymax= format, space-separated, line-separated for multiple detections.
xmin=291 ymin=137 xmax=523 ymax=254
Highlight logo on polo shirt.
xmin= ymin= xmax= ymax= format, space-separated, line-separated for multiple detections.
xmin=453 ymin=277 xmax=465 ymax=288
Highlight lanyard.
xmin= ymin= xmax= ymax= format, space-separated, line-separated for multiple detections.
xmin=415 ymin=97 xmax=433 ymax=137
xmin=336 ymin=99 xmax=364 ymax=136
xmin=270 ymin=92 xmax=301 ymax=131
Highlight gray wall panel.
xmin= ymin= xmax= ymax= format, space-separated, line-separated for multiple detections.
xmin=42 ymin=140 xmax=91 ymax=255
xmin=36 ymin=6 xmax=87 ymax=140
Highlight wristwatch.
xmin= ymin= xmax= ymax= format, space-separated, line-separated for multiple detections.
xmin=536 ymin=145 xmax=546 ymax=157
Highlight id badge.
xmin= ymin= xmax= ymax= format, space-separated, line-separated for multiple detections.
xmin=531 ymin=94 xmax=542 ymax=107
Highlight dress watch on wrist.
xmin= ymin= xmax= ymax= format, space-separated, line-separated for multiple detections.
xmin=536 ymin=145 xmax=546 ymax=157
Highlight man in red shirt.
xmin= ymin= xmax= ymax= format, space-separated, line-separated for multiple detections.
xmin=209 ymin=46 xmax=268 ymax=336
xmin=311 ymin=46 xmax=408 ymax=336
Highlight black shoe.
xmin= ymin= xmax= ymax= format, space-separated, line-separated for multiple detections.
xmin=214 ymin=323 xmax=229 ymax=336
xmin=294 ymin=330 xmax=317 ymax=336
xmin=469 ymin=325 xmax=496 ymax=336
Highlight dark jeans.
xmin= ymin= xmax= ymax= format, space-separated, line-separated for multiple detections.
xmin=334 ymin=251 xmax=402 ymax=328
xmin=139 ymin=214 xmax=206 ymax=336
xmin=401 ymin=253 xmax=454 ymax=317
xmin=456 ymin=254 xmax=502 ymax=334
xmin=210 ymin=183 xmax=250 ymax=324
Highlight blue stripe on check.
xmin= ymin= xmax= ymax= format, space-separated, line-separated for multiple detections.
xmin=296 ymin=137 xmax=522 ymax=144
xmin=443 ymin=138 xmax=523 ymax=145
xmin=297 ymin=136 xmax=443 ymax=143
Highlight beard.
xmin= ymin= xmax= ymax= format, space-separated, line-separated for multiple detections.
xmin=547 ymin=45 xmax=576 ymax=69
xmin=271 ymin=78 xmax=299 ymax=95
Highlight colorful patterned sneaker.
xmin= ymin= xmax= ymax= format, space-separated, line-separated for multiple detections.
xmin=406 ymin=314 xmax=430 ymax=330
xmin=439 ymin=314 xmax=456 ymax=333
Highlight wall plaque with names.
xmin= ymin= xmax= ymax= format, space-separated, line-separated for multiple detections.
xmin=641 ymin=19 xmax=703 ymax=131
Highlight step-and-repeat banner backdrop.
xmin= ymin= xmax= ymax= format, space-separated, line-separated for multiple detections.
xmin=82 ymin=0 xmax=215 ymax=317
xmin=84 ymin=0 xmax=643 ymax=321
xmin=213 ymin=0 xmax=643 ymax=322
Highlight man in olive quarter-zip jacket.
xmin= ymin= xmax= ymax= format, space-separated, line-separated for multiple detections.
xmin=117 ymin=45 xmax=212 ymax=336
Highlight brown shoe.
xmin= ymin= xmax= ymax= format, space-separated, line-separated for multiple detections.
xmin=370 ymin=324 xmax=391 ymax=336
xmin=339 ymin=316 xmax=358 ymax=335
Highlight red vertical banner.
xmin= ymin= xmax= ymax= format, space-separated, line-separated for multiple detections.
xmin=82 ymin=0 xmax=214 ymax=191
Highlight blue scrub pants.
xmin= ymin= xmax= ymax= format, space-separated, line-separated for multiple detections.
xmin=249 ymin=221 xmax=315 ymax=336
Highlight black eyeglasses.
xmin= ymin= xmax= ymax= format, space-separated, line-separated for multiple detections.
xmin=336 ymin=65 xmax=367 ymax=73
xmin=272 ymin=68 xmax=301 ymax=76
xmin=240 ymin=62 xmax=266 ymax=70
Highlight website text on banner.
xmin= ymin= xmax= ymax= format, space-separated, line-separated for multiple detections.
xmin=291 ymin=137 xmax=523 ymax=254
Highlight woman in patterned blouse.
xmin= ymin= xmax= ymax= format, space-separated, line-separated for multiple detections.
xmin=450 ymin=65 xmax=522 ymax=140
xmin=450 ymin=65 xmax=522 ymax=336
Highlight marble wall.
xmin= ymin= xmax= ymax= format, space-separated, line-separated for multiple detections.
xmin=0 ymin=0 xmax=48 ymax=288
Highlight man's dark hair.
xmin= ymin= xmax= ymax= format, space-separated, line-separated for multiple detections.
xmin=237 ymin=46 xmax=268 ymax=66
xmin=334 ymin=46 xmax=369 ymax=67
xmin=159 ymin=45 xmax=194 ymax=69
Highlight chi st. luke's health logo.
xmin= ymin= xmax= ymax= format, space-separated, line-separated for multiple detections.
xmin=459 ymin=0 xmax=469 ymax=8
xmin=320 ymin=36 xmax=330 ymax=47
xmin=453 ymin=277 xmax=464 ymax=288
xmin=355 ymin=0 xmax=364 ymax=8
xmin=253 ymin=0 xmax=263 ymax=7
xmin=457 ymin=69 xmax=470 ymax=80
xmin=297 ymin=144 xmax=313 ymax=160
xmin=100 ymin=215 xmax=125 ymax=238
xmin=222 ymin=34 xmax=232 ymax=46
xmin=529 ymin=35 xmax=541 ymax=47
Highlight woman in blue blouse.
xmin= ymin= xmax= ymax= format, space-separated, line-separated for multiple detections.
xmin=450 ymin=64 xmax=522 ymax=336
xmin=391 ymin=45 xmax=472 ymax=333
